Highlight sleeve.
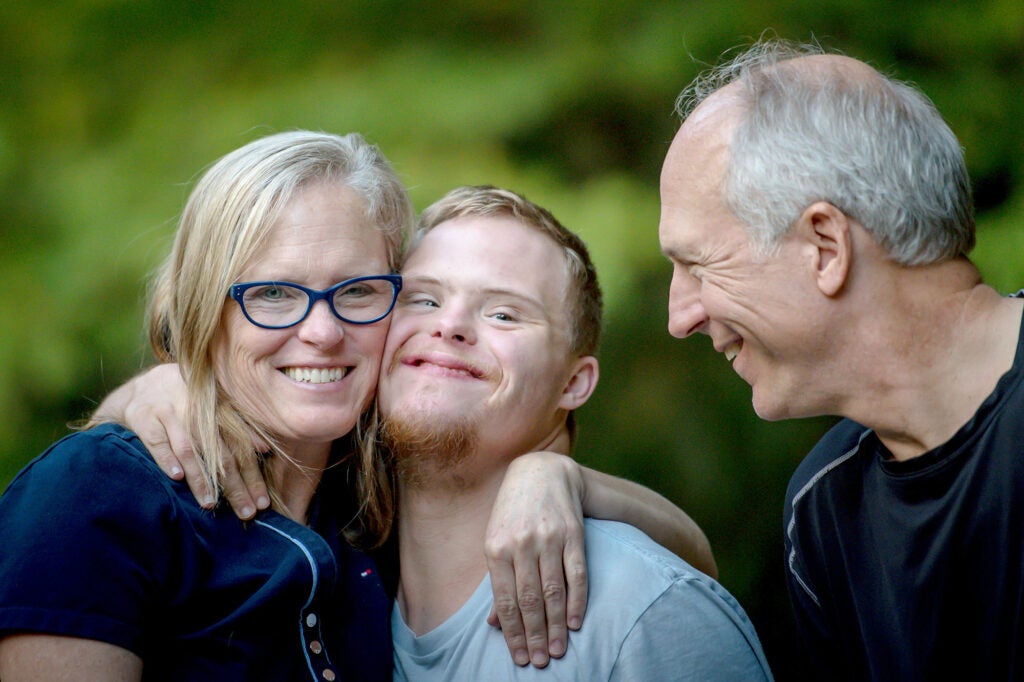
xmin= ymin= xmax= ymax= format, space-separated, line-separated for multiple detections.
xmin=784 ymin=562 xmax=843 ymax=681
xmin=782 ymin=422 xmax=860 ymax=681
xmin=608 ymin=577 xmax=774 ymax=681
xmin=0 ymin=428 xmax=182 ymax=655
xmin=784 ymin=530 xmax=853 ymax=681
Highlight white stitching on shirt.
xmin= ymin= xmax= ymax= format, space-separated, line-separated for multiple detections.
xmin=255 ymin=519 xmax=321 ymax=680
xmin=785 ymin=429 xmax=872 ymax=608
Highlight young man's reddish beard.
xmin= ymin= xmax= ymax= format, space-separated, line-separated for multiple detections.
xmin=380 ymin=413 xmax=478 ymax=489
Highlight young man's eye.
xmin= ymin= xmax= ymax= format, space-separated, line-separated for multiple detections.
xmin=490 ymin=310 xmax=516 ymax=322
xmin=401 ymin=294 xmax=438 ymax=308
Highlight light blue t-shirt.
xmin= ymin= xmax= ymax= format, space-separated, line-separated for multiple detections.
xmin=392 ymin=519 xmax=773 ymax=681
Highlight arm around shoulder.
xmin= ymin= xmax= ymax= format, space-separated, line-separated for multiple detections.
xmin=580 ymin=465 xmax=718 ymax=579
xmin=89 ymin=364 xmax=195 ymax=482
xmin=89 ymin=363 xmax=269 ymax=517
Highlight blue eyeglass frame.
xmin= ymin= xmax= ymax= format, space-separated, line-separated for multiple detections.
xmin=228 ymin=274 xmax=403 ymax=329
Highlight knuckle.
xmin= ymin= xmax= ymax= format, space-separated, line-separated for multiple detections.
xmin=504 ymin=632 xmax=527 ymax=649
xmin=542 ymin=581 xmax=566 ymax=603
xmin=537 ymin=527 xmax=562 ymax=547
xmin=517 ymin=589 xmax=543 ymax=612
xmin=510 ymin=527 xmax=542 ymax=547
xmin=526 ymin=630 xmax=549 ymax=648
xmin=492 ymin=596 xmax=520 ymax=619
xmin=483 ymin=538 xmax=515 ymax=561
xmin=547 ymin=622 xmax=568 ymax=637
xmin=566 ymin=563 xmax=587 ymax=584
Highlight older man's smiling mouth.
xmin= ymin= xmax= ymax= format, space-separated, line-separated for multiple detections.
xmin=723 ymin=341 xmax=742 ymax=363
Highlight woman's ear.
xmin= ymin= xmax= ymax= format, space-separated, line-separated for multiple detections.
xmin=558 ymin=356 xmax=599 ymax=411
xmin=797 ymin=201 xmax=852 ymax=297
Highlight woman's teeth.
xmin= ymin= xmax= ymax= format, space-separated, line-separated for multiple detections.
xmin=283 ymin=367 xmax=346 ymax=384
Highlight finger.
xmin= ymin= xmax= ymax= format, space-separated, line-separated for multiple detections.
xmin=563 ymin=530 xmax=588 ymax=631
xmin=538 ymin=544 xmax=568 ymax=659
xmin=219 ymin=453 xmax=259 ymax=520
xmin=135 ymin=416 xmax=213 ymax=508
xmin=487 ymin=555 xmax=531 ymax=666
xmin=515 ymin=556 xmax=551 ymax=668
xmin=140 ymin=427 xmax=184 ymax=481
xmin=163 ymin=421 xmax=215 ymax=509
xmin=237 ymin=450 xmax=270 ymax=512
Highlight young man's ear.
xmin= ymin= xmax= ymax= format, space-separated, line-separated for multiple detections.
xmin=559 ymin=356 xmax=599 ymax=411
xmin=797 ymin=201 xmax=852 ymax=297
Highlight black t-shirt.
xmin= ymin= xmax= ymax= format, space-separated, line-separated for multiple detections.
xmin=784 ymin=291 xmax=1024 ymax=682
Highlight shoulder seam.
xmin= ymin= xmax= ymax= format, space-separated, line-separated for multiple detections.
xmin=785 ymin=429 xmax=871 ymax=607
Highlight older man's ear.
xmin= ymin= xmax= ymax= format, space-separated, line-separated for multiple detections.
xmin=797 ymin=200 xmax=853 ymax=298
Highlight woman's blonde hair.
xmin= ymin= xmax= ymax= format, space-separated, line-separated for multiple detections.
xmin=142 ymin=130 xmax=410 ymax=545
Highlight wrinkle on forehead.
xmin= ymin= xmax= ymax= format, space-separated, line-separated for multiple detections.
xmin=662 ymin=86 xmax=742 ymax=213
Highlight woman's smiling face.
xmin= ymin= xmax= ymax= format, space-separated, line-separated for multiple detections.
xmin=214 ymin=181 xmax=392 ymax=452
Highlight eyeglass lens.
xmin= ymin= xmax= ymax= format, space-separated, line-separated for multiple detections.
xmin=241 ymin=279 xmax=395 ymax=327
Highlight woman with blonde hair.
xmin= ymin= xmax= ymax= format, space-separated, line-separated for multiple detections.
xmin=0 ymin=130 xmax=409 ymax=680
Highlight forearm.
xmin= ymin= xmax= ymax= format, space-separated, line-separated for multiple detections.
xmin=580 ymin=466 xmax=717 ymax=579
xmin=88 ymin=369 xmax=147 ymax=426
xmin=0 ymin=634 xmax=143 ymax=681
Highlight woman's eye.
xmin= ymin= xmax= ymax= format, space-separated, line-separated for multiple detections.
xmin=254 ymin=285 xmax=299 ymax=302
xmin=337 ymin=284 xmax=372 ymax=298
xmin=261 ymin=287 xmax=283 ymax=300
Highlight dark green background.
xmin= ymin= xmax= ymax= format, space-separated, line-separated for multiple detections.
xmin=4 ymin=2 xmax=1023 ymax=677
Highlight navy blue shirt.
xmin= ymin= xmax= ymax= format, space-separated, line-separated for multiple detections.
xmin=0 ymin=423 xmax=392 ymax=681
xmin=784 ymin=291 xmax=1024 ymax=681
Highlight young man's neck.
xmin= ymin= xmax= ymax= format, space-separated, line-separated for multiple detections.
xmin=394 ymin=424 xmax=574 ymax=635
xmin=395 ymin=463 xmax=506 ymax=635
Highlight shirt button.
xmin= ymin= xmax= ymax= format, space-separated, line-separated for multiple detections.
xmin=309 ymin=640 xmax=323 ymax=655
xmin=306 ymin=613 xmax=318 ymax=627
xmin=322 ymin=669 xmax=336 ymax=681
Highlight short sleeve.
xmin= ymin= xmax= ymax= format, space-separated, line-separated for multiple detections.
xmin=0 ymin=426 xmax=182 ymax=654
xmin=609 ymin=577 xmax=774 ymax=681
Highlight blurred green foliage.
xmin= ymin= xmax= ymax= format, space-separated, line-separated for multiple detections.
xmin=2 ymin=1 xmax=1023 ymax=676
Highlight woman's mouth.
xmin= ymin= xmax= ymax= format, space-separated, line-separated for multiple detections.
xmin=282 ymin=367 xmax=347 ymax=384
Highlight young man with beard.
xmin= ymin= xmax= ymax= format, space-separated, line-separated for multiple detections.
xmin=380 ymin=185 xmax=772 ymax=680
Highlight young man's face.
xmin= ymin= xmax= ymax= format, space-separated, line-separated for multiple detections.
xmin=377 ymin=215 xmax=593 ymax=462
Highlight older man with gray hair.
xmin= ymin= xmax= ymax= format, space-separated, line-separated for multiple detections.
xmin=659 ymin=39 xmax=1024 ymax=681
